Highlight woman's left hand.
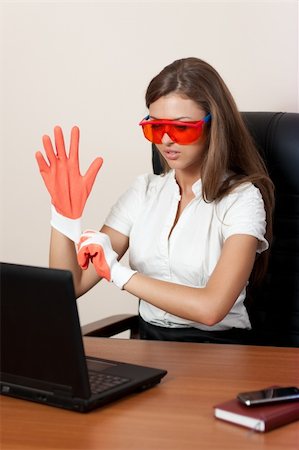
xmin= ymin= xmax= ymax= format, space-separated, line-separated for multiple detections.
xmin=77 ymin=230 xmax=136 ymax=289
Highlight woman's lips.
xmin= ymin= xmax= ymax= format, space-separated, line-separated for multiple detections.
xmin=163 ymin=150 xmax=181 ymax=160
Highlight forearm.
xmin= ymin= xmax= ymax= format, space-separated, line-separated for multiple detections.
xmin=123 ymin=273 xmax=222 ymax=326
xmin=50 ymin=227 xmax=78 ymax=271
xmin=49 ymin=227 xmax=99 ymax=298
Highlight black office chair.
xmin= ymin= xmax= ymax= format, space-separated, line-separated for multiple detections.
xmin=82 ymin=112 xmax=299 ymax=347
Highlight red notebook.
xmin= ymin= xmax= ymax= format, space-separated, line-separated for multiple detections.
xmin=214 ymin=397 xmax=299 ymax=432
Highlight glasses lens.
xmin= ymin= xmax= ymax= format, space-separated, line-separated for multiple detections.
xmin=142 ymin=123 xmax=164 ymax=143
xmin=170 ymin=124 xmax=203 ymax=144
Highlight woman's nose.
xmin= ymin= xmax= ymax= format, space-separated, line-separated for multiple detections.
xmin=161 ymin=132 xmax=174 ymax=145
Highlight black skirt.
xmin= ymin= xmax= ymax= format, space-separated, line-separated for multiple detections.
xmin=138 ymin=316 xmax=254 ymax=345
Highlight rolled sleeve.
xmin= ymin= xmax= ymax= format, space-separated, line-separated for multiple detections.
xmin=221 ymin=183 xmax=269 ymax=253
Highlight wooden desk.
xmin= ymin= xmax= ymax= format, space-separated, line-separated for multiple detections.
xmin=1 ymin=338 xmax=299 ymax=449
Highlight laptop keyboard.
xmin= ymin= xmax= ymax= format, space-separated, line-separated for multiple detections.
xmin=88 ymin=370 xmax=130 ymax=394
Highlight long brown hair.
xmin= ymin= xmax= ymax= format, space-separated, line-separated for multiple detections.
xmin=145 ymin=57 xmax=275 ymax=284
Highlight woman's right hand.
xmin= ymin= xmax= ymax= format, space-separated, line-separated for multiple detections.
xmin=35 ymin=125 xmax=103 ymax=219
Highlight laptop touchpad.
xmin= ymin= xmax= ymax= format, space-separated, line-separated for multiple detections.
xmin=86 ymin=358 xmax=117 ymax=372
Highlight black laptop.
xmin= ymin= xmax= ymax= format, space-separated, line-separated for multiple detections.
xmin=0 ymin=262 xmax=167 ymax=412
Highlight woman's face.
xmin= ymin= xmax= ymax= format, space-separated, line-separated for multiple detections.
xmin=149 ymin=93 xmax=207 ymax=175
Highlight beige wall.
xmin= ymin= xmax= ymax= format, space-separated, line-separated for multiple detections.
xmin=1 ymin=1 xmax=298 ymax=327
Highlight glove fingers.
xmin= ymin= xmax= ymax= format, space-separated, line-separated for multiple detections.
xmin=77 ymin=247 xmax=91 ymax=270
xmin=42 ymin=134 xmax=57 ymax=166
xmin=89 ymin=244 xmax=111 ymax=281
xmin=69 ymin=126 xmax=80 ymax=171
xmin=54 ymin=126 xmax=67 ymax=160
xmin=35 ymin=151 xmax=50 ymax=174
xmin=77 ymin=243 xmax=111 ymax=281
xmin=84 ymin=157 xmax=103 ymax=192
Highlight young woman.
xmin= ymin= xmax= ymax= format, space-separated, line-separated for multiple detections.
xmin=36 ymin=57 xmax=274 ymax=343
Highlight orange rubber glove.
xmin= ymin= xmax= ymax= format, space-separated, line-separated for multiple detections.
xmin=77 ymin=230 xmax=137 ymax=289
xmin=35 ymin=126 xmax=103 ymax=242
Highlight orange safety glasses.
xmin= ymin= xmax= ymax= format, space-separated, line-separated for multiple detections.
xmin=139 ymin=113 xmax=211 ymax=145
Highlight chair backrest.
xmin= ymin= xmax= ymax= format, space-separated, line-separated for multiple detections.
xmin=152 ymin=112 xmax=299 ymax=347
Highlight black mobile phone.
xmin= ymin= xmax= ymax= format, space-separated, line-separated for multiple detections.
xmin=237 ymin=386 xmax=299 ymax=406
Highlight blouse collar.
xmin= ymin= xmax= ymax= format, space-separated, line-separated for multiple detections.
xmin=168 ymin=170 xmax=203 ymax=198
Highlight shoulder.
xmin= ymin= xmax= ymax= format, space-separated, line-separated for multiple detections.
xmin=219 ymin=182 xmax=264 ymax=211
xmin=216 ymin=181 xmax=266 ymax=233
xmin=217 ymin=181 xmax=268 ymax=252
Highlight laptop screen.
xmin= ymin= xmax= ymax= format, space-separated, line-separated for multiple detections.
xmin=0 ymin=262 xmax=91 ymax=398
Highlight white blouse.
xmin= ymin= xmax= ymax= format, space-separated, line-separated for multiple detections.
xmin=105 ymin=170 xmax=268 ymax=331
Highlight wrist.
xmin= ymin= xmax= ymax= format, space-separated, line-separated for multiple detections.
xmin=111 ymin=261 xmax=137 ymax=290
xmin=51 ymin=205 xmax=82 ymax=243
